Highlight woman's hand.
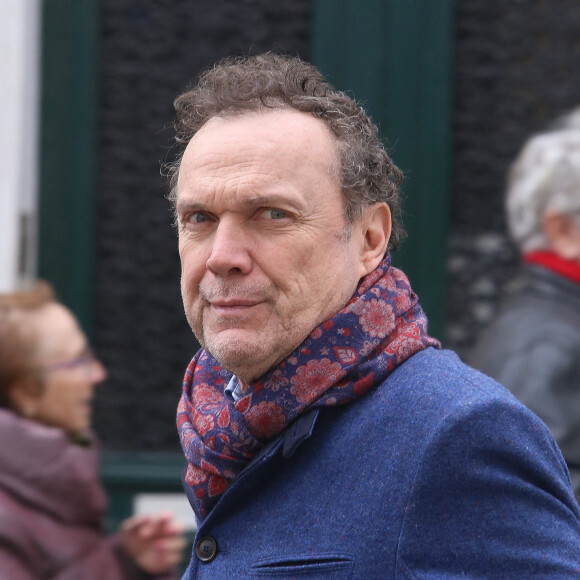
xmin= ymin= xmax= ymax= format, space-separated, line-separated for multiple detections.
xmin=120 ymin=511 xmax=186 ymax=575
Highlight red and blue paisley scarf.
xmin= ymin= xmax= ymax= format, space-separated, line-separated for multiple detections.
xmin=177 ymin=257 xmax=440 ymax=519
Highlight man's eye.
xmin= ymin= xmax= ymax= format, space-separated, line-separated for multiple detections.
xmin=188 ymin=212 xmax=211 ymax=224
xmin=263 ymin=209 xmax=288 ymax=220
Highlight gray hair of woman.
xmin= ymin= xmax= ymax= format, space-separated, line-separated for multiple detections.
xmin=506 ymin=109 xmax=580 ymax=253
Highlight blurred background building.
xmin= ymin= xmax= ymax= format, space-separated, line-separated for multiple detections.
xmin=2 ymin=0 xmax=580 ymax=461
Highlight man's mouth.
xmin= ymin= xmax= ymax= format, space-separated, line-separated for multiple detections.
xmin=209 ymin=298 xmax=264 ymax=316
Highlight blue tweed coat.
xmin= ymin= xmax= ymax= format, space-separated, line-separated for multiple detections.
xmin=182 ymin=348 xmax=580 ymax=578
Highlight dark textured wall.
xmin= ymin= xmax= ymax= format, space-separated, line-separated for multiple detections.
xmin=93 ymin=0 xmax=311 ymax=451
xmin=446 ymin=0 xmax=580 ymax=357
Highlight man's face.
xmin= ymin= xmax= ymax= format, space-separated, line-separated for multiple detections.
xmin=176 ymin=110 xmax=371 ymax=382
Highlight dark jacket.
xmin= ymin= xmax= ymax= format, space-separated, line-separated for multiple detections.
xmin=182 ymin=348 xmax=580 ymax=579
xmin=469 ymin=265 xmax=580 ymax=500
xmin=0 ymin=408 xmax=168 ymax=580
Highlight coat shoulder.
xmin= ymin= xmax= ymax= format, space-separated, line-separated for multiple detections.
xmin=368 ymin=347 xmax=531 ymax=428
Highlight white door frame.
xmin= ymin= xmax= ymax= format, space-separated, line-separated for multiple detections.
xmin=0 ymin=0 xmax=42 ymax=292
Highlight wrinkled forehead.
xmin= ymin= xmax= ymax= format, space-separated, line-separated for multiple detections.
xmin=177 ymin=109 xmax=340 ymax=189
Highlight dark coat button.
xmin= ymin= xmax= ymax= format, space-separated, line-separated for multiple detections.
xmin=195 ymin=536 xmax=218 ymax=562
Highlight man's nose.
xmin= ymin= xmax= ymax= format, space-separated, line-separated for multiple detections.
xmin=206 ymin=220 xmax=253 ymax=276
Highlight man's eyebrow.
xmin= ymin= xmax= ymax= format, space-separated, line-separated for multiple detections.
xmin=175 ymin=199 xmax=210 ymax=214
xmin=176 ymin=193 xmax=306 ymax=213
xmin=242 ymin=194 xmax=305 ymax=209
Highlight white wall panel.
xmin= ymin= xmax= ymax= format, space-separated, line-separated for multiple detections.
xmin=0 ymin=0 xmax=41 ymax=292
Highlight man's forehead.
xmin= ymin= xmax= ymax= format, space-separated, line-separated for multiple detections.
xmin=176 ymin=109 xmax=339 ymax=199
xmin=181 ymin=109 xmax=337 ymax=164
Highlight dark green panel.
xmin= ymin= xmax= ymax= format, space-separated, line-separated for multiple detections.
xmin=101 ymin=452 xmax=187 ymax=531
xmin=312 ymin=0 xmax=455 ymax=341
xmin=101 ymin=452 xmax=193 ymax=573
xmin=38 ymin=0 xmax=99 ymax=336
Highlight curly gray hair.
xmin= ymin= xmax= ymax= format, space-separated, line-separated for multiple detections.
xmin=166 ymin=53 xmax=405 ymax=251
xmin=506 ymin=110 xmax=580 ymax=253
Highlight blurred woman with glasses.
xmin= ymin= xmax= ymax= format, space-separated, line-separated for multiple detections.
xmin=0 ymin=281 xmax=185 ymax=579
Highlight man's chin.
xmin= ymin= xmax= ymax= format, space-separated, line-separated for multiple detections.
xmin=203 ymin=335 xmax=271 ymax=380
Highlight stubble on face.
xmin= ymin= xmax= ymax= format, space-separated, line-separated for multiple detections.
xmin=181 ymin=229 xmax=362 ymax=384
xmin=184 ymin=278 xmax=283 ymax=381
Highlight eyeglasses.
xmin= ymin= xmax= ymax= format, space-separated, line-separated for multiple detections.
xmin=42 ymin=348 xmax=99 ymax=373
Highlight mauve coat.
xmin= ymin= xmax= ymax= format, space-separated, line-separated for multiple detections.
xmin=0 ymin=408 xmax=172 ymax=580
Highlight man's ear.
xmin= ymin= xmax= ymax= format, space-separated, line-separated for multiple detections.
xmin=543 ymin=210 xmax=580 ymax=261
xmin=358 ymin=203 xmax=392 ymax=278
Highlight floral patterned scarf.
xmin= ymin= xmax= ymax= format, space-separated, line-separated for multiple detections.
xmin=177 ymin=257 xmax=440 ymax=520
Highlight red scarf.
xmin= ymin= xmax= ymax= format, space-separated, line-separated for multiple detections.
xmin=177 ymin=257 xmax=440 ymax=519
xmin=524 ymin=251 xmax=580 ymax=286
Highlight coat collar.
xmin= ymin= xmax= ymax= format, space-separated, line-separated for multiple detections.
xmin=282 ymin=408 xmax=320 ymax=458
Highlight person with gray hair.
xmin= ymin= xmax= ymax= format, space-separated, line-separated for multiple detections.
xmin=170 ymin=54 xmax=580 ymax=578
xmin=507 ymin=125 xmax=580 ymax=256
xmin=470 ymin=109 xmax=580 ymax=501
